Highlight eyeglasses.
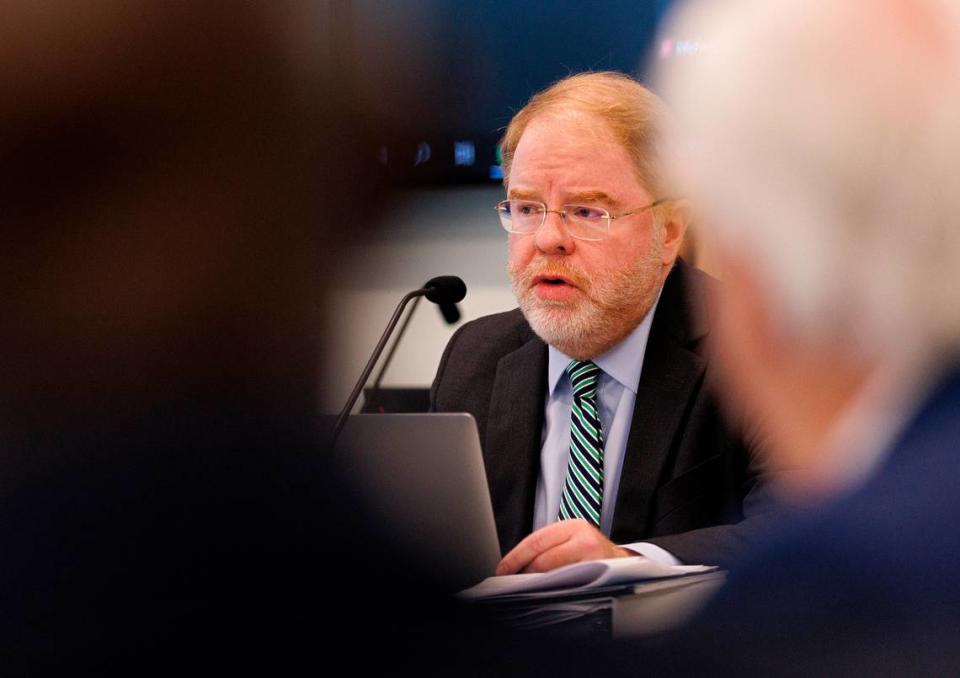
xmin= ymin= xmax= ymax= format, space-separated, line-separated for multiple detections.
xmin=494 ymin=198 xmax=669 ymax=242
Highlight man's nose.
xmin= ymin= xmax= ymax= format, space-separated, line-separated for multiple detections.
xmin=534 ymin=209 xmax=575 ymax=255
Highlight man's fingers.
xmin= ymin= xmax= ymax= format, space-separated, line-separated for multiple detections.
xmin=523 ymin=526 xmax=614 ymax=572
xmin=523 ymin=539 xmax=583 ymax=573
xmin=496 ymin=520 xmax=585 ymax=575
xmin=499 ymin=521 xmax=634 ymax=574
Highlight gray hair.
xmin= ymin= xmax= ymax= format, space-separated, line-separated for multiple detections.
xmin=656 ymin=0 xmax=960 ymax=359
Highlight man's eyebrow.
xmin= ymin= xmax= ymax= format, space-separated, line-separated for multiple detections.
xmin=567 ymin=190 xmax=619 ymax=207
xmin=507 ymin=189 xmax=622 ymax=207
xmin=507 ymin=188 xmax=540 ymax=201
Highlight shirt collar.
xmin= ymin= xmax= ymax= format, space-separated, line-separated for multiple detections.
xmin=547 ymin=287 xmax=664 ymax=396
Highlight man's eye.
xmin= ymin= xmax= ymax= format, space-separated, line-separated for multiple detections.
xmin=515 ymin=202 xmax=541 ymax=216
xmin=570 ymin=205 xmax=605 ymax=220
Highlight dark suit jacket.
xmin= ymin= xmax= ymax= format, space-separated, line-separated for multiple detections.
xmin=585 ymin=363 xmax=960 ymax=676
xmin=431 ymin=260 xmax=772 ymax=566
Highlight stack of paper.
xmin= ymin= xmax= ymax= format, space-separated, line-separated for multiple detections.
xmin=459 ymin=557 xmax=715 ymax=601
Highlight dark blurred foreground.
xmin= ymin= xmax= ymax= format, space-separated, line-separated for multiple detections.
xmin=0 ymin=2 xmax=531 ymax=673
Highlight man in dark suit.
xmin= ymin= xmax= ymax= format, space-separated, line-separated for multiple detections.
xmin=431 ymin=72 xmax=771 ymax=572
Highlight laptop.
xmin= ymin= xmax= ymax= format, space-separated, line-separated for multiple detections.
xmin=335 ymin=413 xmax=501 ymax=591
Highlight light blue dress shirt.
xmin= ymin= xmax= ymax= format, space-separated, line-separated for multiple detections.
xmin=532 ymin=290 xmax=680 ymax=565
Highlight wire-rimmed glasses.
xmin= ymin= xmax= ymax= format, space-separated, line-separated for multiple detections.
xmin=494 ymin=198 xmax=669 ymax=241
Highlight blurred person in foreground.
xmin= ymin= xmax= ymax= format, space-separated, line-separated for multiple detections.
xmin=0 ymin=2 xmax=330 ymax=671
xmin=584 ymin=0 xmax=960 ymax=673
xmin=0 ymin=2 xmax=500 ymax=673
xmin=432 ymin=72 xmax=776 ymax=575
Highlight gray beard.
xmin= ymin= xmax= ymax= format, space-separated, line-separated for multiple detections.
xmin=511 ymin=250 xmax=665 ymax=360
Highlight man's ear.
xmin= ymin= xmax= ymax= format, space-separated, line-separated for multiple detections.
xmin=660 ymin=198 xmax=691 ymax=265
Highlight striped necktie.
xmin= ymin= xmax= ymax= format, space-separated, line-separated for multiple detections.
xmin=558 ymin=360 xmax=604 ymax=528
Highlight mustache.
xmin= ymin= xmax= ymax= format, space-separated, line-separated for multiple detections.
xmin=512 ymin=259 xmax=590 ymax=291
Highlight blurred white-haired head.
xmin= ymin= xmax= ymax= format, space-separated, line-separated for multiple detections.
xmin=656 ymin=0 xmax=960 ymax=362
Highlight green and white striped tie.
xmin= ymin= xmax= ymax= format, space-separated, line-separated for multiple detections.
xmin=558 ymin=360 xmax=604 ymax=528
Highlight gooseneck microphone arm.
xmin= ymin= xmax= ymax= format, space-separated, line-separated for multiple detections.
xmin=333 ymin=287 xmax=428 ymax=442
xmin=332 ymin=276 xmax=467 ymax=444
xmin=370 ymin=295 xmax=422 ymax=395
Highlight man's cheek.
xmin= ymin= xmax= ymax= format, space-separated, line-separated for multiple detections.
xmin=506 ymin=242 xmax=530 ymax=277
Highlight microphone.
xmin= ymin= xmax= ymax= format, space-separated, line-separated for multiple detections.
xmin=368 ymin=277 xmax=463 ymax=407
xmin=423 ymin=275 xmax=467 ymax=305
xmin=332 ymin=276 xmax=467 ymax=443
xmin=425 ymin=275 xmax=465 ymax=324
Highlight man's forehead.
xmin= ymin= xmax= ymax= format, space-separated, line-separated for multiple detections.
xmin=516 ymin=110 xmax=620 ymax=153
xmin=508 ymin=113 xmax=645 ymax=206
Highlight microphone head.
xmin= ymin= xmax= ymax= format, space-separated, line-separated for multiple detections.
xmin=424 ymin=276 xmax=467 ymax=305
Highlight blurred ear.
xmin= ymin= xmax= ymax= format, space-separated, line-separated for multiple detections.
xmin=660 ymin=198 xmax=691 ymax=265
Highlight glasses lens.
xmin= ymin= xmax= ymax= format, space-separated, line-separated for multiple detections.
xmin=495 ymin=201 xmax=511 ymax=231
xmin=563 ymin=204 xmax=608 ymax=240
xmin=500 ymin=200 xmax=544 ymax=233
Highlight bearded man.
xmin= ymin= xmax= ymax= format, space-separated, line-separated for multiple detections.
xmin=431 ymin=71 xmax=772 ymax=573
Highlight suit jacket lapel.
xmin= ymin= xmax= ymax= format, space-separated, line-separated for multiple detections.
xmin=611 ymin=261 xmax=709 ymax=542
xmin=484 ymin=332 xmax=548 ymax=554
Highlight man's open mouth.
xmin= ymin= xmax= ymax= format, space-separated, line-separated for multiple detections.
xmin=532 ymin=274 xmax=576 ymax=288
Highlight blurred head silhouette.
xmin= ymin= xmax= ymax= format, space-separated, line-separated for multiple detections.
xmin=0 ymin=2 xmax=388 ymax=671
xmin=1 ymin=2 xmax=330 ymax=432
xmin=656 ymin=0 xmax=960 ymax=500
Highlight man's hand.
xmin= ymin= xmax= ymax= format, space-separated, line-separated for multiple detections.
xmin=495 ymin=519 xmax=634 ymax=575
